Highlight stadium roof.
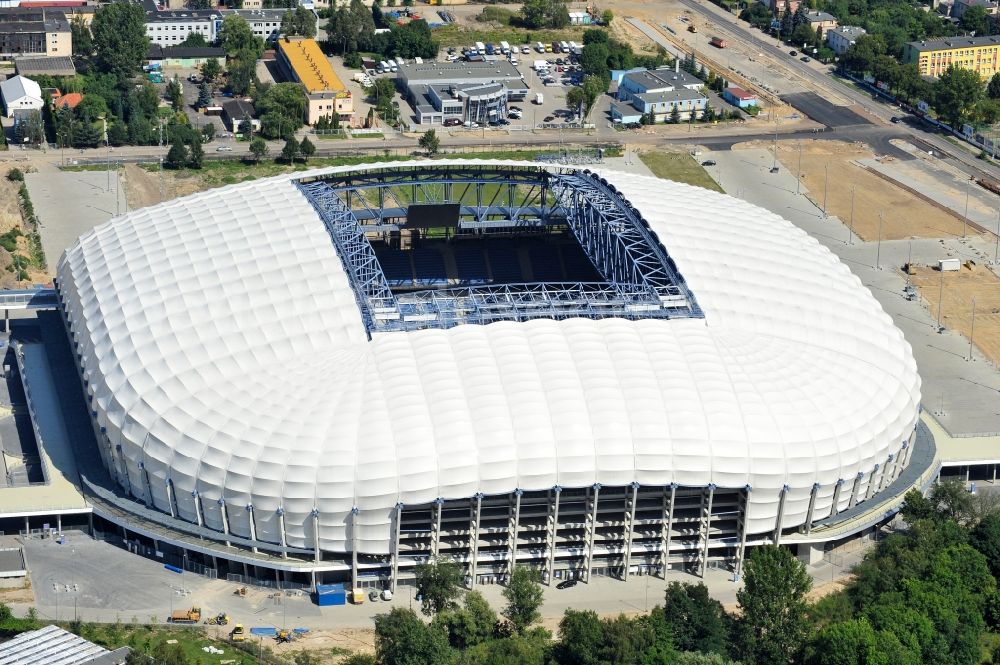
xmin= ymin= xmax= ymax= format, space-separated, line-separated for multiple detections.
xmin=0 ymin=624 xmax=119 ymax=665
xmin=57 ymin=161 xmax=921 ymax=549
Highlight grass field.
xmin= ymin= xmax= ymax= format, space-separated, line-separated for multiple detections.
xmin=638 ymin=151 xmax=724 ymax=192
xmin=432 ymin=23 xmax=586 ymax=48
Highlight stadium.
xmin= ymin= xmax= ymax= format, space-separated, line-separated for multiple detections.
xmin=54 ymin=160 xmax=923 ymax=590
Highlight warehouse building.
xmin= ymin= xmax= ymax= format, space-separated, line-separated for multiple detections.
xmin=275 ymin=36 xmax=353 ymax=126
xmin=0 ymin=7 xmax=71 ymax=58
xmin=14 ymin=53 xmax=74 ymax=76
xmin=617 ymin=64 xmax=704 ymax=106
xmin=397 ymin=59 xmax=527 ymax=91
xmin=398 ymin=60 xmax=526 ymax=124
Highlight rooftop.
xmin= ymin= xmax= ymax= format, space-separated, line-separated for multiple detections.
xmin=907 ymin=34 xmax=1000 ymax=51
xmin=222 ymin=98 xmax=255 ymax=117
xmin=145 ymin=8 xmax=288 ymax=21
xmin=622 ymin=67 xmax=703 ymax=91
xmin=635 ymin=87 xmax=707 ymax=104
xmin=276 ymin=36 xmax=345 ymax=93
xmin=147 ymin=44 xmax=225 ymax=59
xmin=724 ymin=86 xmax=756 ymax=100
xmin=397 ymin=59 xmax=523 ymax=83
xmin=0 ymin=625 xmax=120 ymax=665
xmin=0 ymin=7 xmax=69 ymax=32
xmin=830 ymin=25 xmax=866 ymax=37
xmin=14 ymin=55 xmax=76 ymax=76
xmin=804 ymin=10 xmax=838 ymax=21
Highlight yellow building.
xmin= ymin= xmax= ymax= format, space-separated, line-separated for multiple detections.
xmin=275 ymin=36 xmax=354 ymax=126
xmin=903 ymin=35 xmax=1000 ymax=80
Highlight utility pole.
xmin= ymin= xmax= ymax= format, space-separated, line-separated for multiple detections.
xmin=771 ymin=119 xmax=778 ymax=172
xmin=103 ymin=116 xmax=110 ymax=192
xmin=936 ymin=269 xmax=945 ymax=331
xmin=962 ymin=175 xmax=971 ymax=238
xmin=968 ymin=297 xmax=977 ymax=361
xmin=994 ymin=209 xmax=999 ymax=265
xmin=796 ymin=140 xmax=802 ymax=194
xmin=822 ymin=162 xmax=829 ymax=218
xmin=875 ymin=210 xmax=883 ymax=269
xmin=848 ymin=185 xmax=855 ymax=244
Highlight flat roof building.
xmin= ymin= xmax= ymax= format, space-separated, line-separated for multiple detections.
xmin=14 ymin=53 xmax=74 ymax=75
xmin=396 ymin=59 xmax=525 ymax=88
xmin=275 ymin=36 xmax=353 ymax=126
xmin=826 ymin=26 xmax=866 ymax=55
xmin=0 ymin=625 xmax=129 ymax=664
xmin=903 ymin=35 xmax=1000 ymax=79
xmin=144 ymin=8 xmax=286 ymax=47
xmin=0 ymin=7 xmax=71 ymax=58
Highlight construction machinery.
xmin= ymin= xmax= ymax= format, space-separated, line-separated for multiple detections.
xmin=229 ymin=624 xmax=246 ymax=641
xmin=205 ymin=613 xmax=230 ymax=626
xmin=276 ymin=629 xmax=294 ymax=644
xmin=169 ymin=607 xmax=201 ymax=624
xmin=233 ymin=587 xmax=247 ymax=597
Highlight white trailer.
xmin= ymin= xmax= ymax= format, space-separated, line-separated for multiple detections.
xmin=533 ymin=60 xmax=549 ymax=71
xmin=500 ymin=40 xmax=510 ymax=53
xmin=535 ymin=92 xmax=544 ymax=104
xmin=939 ymin=259 xmax=961 ymax=272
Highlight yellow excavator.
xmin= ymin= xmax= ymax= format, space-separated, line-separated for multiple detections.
xmin=229 ymin=624 xmax=246 ymax=642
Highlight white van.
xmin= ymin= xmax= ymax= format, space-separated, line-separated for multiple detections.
xmin=500 ymin=40 xmax=510 ymax=54
xmin=535 ymin=41 xmax=545 ymax=53
xmin=476 ymin=41 xmax=486 ymax=52
xmin=560 ymin=40 xmax=569 ymax=53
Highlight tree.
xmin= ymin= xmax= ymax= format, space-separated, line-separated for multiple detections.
xmin=374 ymin=607 xmax=453 ymax=665
xmin=659 ymin=582 xmax=730 ymax=654
xmin=670 ymin=103 xmax=681 ymax=124
xmin=227 ymin=56 xmax=256 ymax=96
xmin=502 ymin=566 xmax=543 ymax=634
xmin=601 ymin=9 xmax=613 ymax=25
xmin=340 ymin=655 xmax=377 ymax=665
xmin=249 ymin=136 xmax=269 ymax=163
xmin=108 ymin=121 xmax=129 ymax=146
xmin=520 ymin=0 xmax=569 ymax=29
xmin=166 ymin=77 xmax=183 ymax=112
xmin=90 ymin=1 xmax=149 ymax=80
xmin=188 ymin=135 xmax=204 ymax=168
xmin=566 ymin=85 xmax=586 ymax=116
xmin=933 ymin=64 xmax=984 ymax=127
xmin=989 ymin=73 xmax=1000 ymax=99
xmin=733 ymin=545 xmax=811 ymax=665
xmin=201 ymin=123 xmax=216 ymax=142
xmin=201 ymin=58 xmax=222 ymax=84
xmin=414 ymin=557 xmax=464 ymax=616
xmin=179 ymin=31 xmax=209 ymax=47
xmin=960 ymin=5 xmax=990 ymax=35
xmin=702 ymin=101 xmax=716 ymax=122
xmin=71 ymin=15 xmax=93 ymax=57
xmin=325 ymin=0 xmax=376 ymax=55
xmin=418 ymin=128 xmax=440 ymax=155
xmin=554 ymin=609 xmax=605 ymax=665
xmin=299 ymin=135 xmax=315 ymax=161
xmin=970 ymin=513 xmax=1000 ymax=579
xmin=196 ymin=82 xmax=212 ymax=109
xmin=282 ymin=6 xmax=317 ymax=37
xmin=221 ymin=14 xmax=265 ymax=58
xmin=432 ymin=590 xmax=497 ymax=649
xmin=165 ymin=139 xmax=188 ymax=169
xmin=281 ymin=136 xmax=300 ymax=162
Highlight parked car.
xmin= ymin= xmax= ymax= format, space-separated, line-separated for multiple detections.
xmin=701 ymin=159 xmax=717 ymax=166
xmin=789 ymin=50 xmax=797 ymax=56
xmin=800 ymin=56 xmax=811 ymax=62
xmin=544 ymin=115 xmax=555 ymax=122
xmin=216 ymin=145 xmax=233 ymax=152
xmin=463 ymin=120 xmax=479 ymax=128
xmin=890 ymin=116 xmax=900 ymax=123
xmin=444 ymin=118 xmax=462 ymax=126
xmin=557 ymin=579 xmax=578 ymax=589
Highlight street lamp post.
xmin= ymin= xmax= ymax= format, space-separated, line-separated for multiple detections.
xmin=822 ymin=162 xmax=829 ymax=218
xmin=962 ymin=176 xmax=971 ymax=238
xmin=875 ymin=210 xmax=883 ymax=269
xmin=936 ymin=270 xmax=945 ymax=331
xmin=102 ymin=116 xmax=110 ymax=192
xmin=796 ymin=140 xmax=802 ymax=194
xmin=848 ymin=185 xmax=855 ymax=244
xmin=968 ymin=297 xmax=977 ymax=362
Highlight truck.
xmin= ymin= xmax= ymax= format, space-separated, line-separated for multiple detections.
xmin=170 ymin=608 xmax=201 ymax=624
xmin=533 ymin=60 xmax=549 ymax=71
xmin=535 ymin=92 xmax=544 ymax=104
xmin=475 ymin=41 xmax=486 ymax=53
xmin=500 ymin=40 xmax=510 ymax=54
xmin=687 ymin=24 xmax=698 ymax=32
xmin=709 ymin=37 xmax=728 ymax=48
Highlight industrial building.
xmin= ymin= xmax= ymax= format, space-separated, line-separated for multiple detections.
xmin=612 ymin=65 xmax=709 ymax=123
xmin=1 ymin=73 xmax=42 ymax=116
xmin=903 ymin=35 xmax=1000 ymax=79
xmin=397 ymin=59 xmax=526 ymax=90
xmin=0 ymin=7 xmax=70 ymax=58
xmin=275 ymin=36 xmax=353 ymax=126
xmin=47 ymin=160 xmax=931 ymax=591
xmin=397 ymin=60 xmax=527 ymax=125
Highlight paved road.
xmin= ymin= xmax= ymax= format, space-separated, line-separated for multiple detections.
xmin=674 ymin=0 xmax=1000 ymax=182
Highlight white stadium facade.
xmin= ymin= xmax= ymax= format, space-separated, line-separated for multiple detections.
xmin=51 ymin=160 xmax=925 ymax=590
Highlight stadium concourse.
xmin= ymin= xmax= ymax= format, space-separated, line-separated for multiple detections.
xmin=26 ymin=160 xmax=927 ymax=591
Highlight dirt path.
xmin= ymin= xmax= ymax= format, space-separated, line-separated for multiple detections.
xmin=909 ymin=263 xmax=1000 ymax=367
xmin=735 ymin=140 xmax=980 ymax=241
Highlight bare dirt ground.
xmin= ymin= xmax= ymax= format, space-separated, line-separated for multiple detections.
xmin=735 ymin=140 xmax=979 ymax=241
xmin=124 ymin=164 xmax=206 ymax=211
xmin=909 ymin=263 xmax=1000 ymax=367
xmin=272 ymin=626 xmax=376 ymax=661
xmin=0 ymin=164 xmax=48 ymax=286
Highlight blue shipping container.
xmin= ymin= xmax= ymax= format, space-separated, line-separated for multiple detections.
xmin=315 ymin=584 xmax=347 ymax=606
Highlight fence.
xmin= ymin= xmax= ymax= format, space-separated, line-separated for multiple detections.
xmin=225 ymin=572 xmax=309 ymax=593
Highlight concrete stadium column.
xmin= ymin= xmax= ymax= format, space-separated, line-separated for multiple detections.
xmin=276 ymin=507 xmax=288 ymax=559
xmin=735 ymin=484 xmax=751 ymax=578
xmin=311 ymin=508 xmax=321 ymax=563
xmin=545 ymin=486 xmax=562 ymax=585
xmin=773 ymin=485 xmax=789 ymax=546
xmin=699 ymin=484 xmax=716 ymax=578
xmin=139 ymin=463 xmax=153 ymax=506
xmin=507 ymin=489 xmax=522 ymax=578
xmin=660 ymin=483 xmax=677 ymax=578
xmin=192 ymin=491 xmax=204 ymax=528
xmin=431 ymin=498 xmax=444 ymax=558
xmin=165 ymin=479 xmax=177 ymax=519
xmin=898 ymin=441 xmax=911 ymax=469
xmin=56 ymin=514 xmax=61 ymax=533
xmin=584 ymin=484 xmax=601 ymax=583
xmin=830 ymin=479 xmax=844 ymax=518
xmin=219 ymin=499 xmax=231 ymax=547
xmin=351 ymin=507 xmax=359 ymax=591
xmin=622 ymin=482 xmax=640 ymax=581
xmin=115 ymin=445 xmax=132 ymax=496
xmin=801 ymin=483 xmax=820 ymax=535
xmin=391 ymin=503 xmax=403 ymax=593
xmin=798 ymin=542 xmax=824 ymax=566
xmin=864 ymin=464 xmax=881 ymax=501
xmin=246 ymin=504 xmax=258 ymax=555
xmin=847 ymin=471 xmax=865 ymax=509
xmin=468 ymin=494 xmax=483 ymax=588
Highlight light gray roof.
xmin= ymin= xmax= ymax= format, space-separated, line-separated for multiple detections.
xmin=1 ymin=75 xmax=42 ymax=104
xmin=906 ymin=35 xmax=1000 ymax=51
xmin=829 ymin=26 xmax=866 ymax=38
xmin=805 ymin=10 xmax=837 ymax=21
xmin=0 ymin=625 xmax=117 ymax=665
xmin=397 ymin=60 xmax=523 ymax=84
xmin=635 ymin=88 xmax=707 ymax=104
xmin=621 ymin=67 xmax=703 ymax=92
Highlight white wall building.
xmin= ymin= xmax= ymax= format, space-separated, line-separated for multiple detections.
xmin=144 ymin=9 xmax=286 ymax=47
xmin=827 ymin=26 xmax=867 ymax=55
xmin=1 ymin=75 xmax=42 ymax=117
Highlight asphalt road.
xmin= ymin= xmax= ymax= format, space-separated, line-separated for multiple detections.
xmin=780 ymin=93 xmax=871 ymax=128
xmin=674 ymin=0 xmax=1000 ymax=182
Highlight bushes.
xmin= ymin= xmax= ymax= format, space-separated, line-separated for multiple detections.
xmin=6 ymin=168 xmax=23 ymax=182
